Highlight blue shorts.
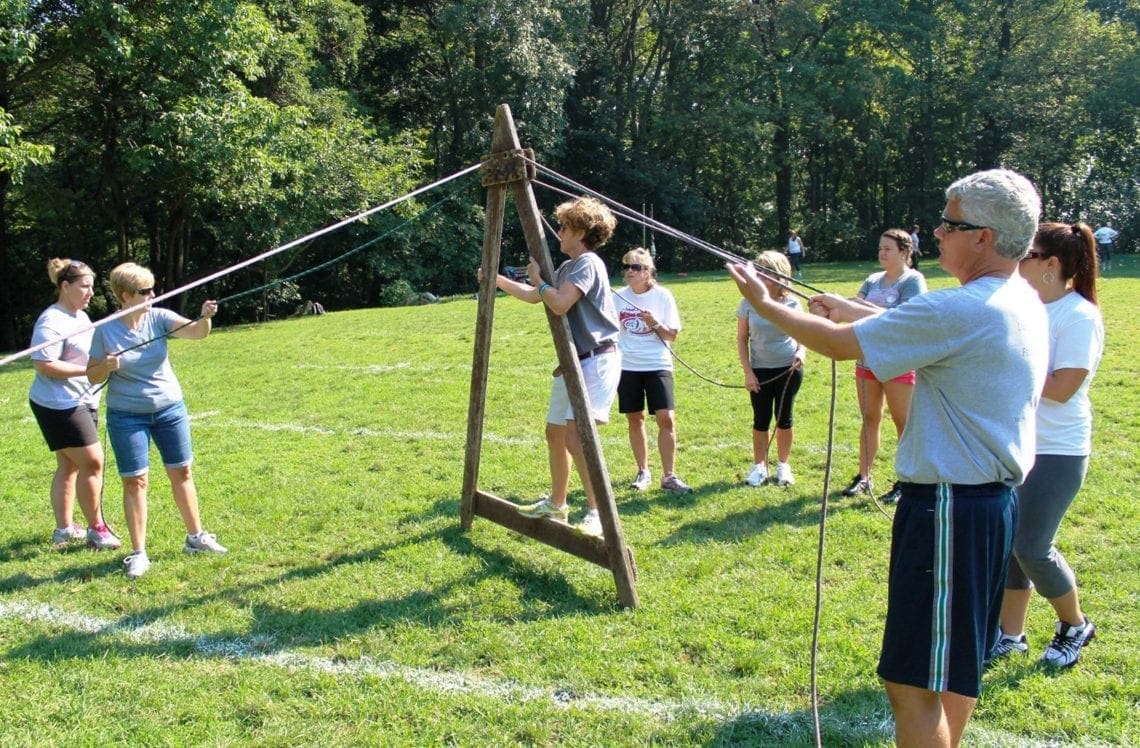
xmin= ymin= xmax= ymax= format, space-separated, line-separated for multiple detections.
xmin=877 ymin=482 xmax=1015 ymax=698
xmin=107 ymin=401 xmax=194 ymax=477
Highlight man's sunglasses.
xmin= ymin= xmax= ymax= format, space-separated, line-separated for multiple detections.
xmin=940 ymin=215 xmax=988 ymax=233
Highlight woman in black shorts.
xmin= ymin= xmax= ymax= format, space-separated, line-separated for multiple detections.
xmin=28 ymin=258 xmax=120 ymax=550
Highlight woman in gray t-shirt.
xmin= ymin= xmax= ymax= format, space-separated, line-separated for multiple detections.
xmin=842 ymin=229 xmax=927 ymax=504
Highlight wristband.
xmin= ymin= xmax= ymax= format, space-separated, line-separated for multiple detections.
xmin=538 ymin=283 xmax=552 ymax=296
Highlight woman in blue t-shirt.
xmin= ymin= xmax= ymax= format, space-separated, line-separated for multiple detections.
xmin=87 ymin=262 xmax=227 ymax=580
xmin=842 ymin=229 xmax=927 ymax=504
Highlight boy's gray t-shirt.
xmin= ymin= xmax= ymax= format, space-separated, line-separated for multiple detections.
xmin=853 ymin=276 xmax=1048 ymax=486
xmin=556 ymin=252 xmax=620 ymax=355
xmin=89 ymin=307 xmax=185 ymax=413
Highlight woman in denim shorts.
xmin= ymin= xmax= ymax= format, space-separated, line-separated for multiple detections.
xmin=87 ymin=263 xmax=227 ymax=579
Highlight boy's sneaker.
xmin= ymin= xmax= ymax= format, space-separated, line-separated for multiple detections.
xmin=878 ymin=481 xmax=903 ymax=505
xmin=517 ymin=497 xmax=570 ymax=523
xmin=775 ymin=462 xmax=794 ymax=486
xmin=661 ymin=474 xmax=692 ymax=494
xmin=123 ymin=552 xmax=150 ymax=579
xmin=1041 ymin=617 xmax=1095 ymax=668
xmin=630 ymin=469 xmax=652 ymax=491
xmin=987 ymin=629 xmax=1029 ymax=664
xmin=842 ymin=474 xmax=873 ymax=496
xmin=185 ymin=531 xmax=228 ymax=554
xmin=746 ymin=463 xmax=768 ymax=487
xmin=86 ymin=524 xmax=122 ymax=551
xmin=577 ymin=509 xmax=603 ymax=538
xmin=52 ymin=523 xmax=85 ymax=547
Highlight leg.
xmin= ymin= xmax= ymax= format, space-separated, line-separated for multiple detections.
xmin=999 ymin=588 xmax=1033 ymax=637
xmin=1046 ymin=588 xmax=1086 ymax=629
xmin=626 ymin=411 xmax=649 ymax=472
xmin=122 ymin=473 xmax=149 ymax=553
xmin=775 ymin=427 xmax=793 ymax=463
xmin=751 ymin=428 xmax=770 ymax=466
xmin=654 ymin=409 xmax=677 ymax=475
xmin=546 ymin=422 xmax=571 ymax=507
xmin=50 ymin=451 xmax=79 ymax=529
xmin=856 ymin=376 xmax=885 ymax=478
xmin=564 ymin=420 xmax=597 ymax=511
xmin=57 ymin=443 xmax=105 ymax=528
xmin=166 ymin=464 xmax=204 ymax=535
xmin=882 ymin=380 xmax=915 ymax=440
xmin=884 ymin=680 xmax=975 ymax=748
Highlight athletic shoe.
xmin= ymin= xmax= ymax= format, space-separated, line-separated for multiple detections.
xmin=775 ymin=462 xmax=794 ymax=486
xmin=746 ymin=463 xmax=768 ymax=487
xmin=987 ymin=629 xmax=1029 ymax=663
xmin=878 ymin=481 xmax=903 ymax=505
xmin=86 ymin=524 xmax=122 ymax=551
xmin=123 ymin=552 xmax=150 ymax=579
xmin=52 ymin=523 xmax=85 ymax=547
xmin=842 ymin=474 xmax=873 ymax=496
xmin=661 ymin=474 xmax=692 ymax=494
xmin=577 ymin=509 xmax=603 ymax=537
xmin=184 ymin=531 xmax=228 ymax=554
xmin=1041 ymin=617 xmax=1096 ymax=668
xmin=517 ymin=497 xmax=570 ymax=523
xmin=630 ymin=469 xmax=652 ymax=491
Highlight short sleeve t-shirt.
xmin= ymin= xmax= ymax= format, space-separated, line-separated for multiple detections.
xmin=737 ymin=296 xmax=802 ymax=368
xmin=853 ymin=276 xmax=1048 ymax=486
xmin=615 ymin=284 xmax=681 ymax=371
xmin=858 ymin=268 xmax=928 ymax=309
xmin=29 ymin=304 xmax=99 ymax=409
xmin=1036 ymin=291 xmax=1104 ymax=455
xmin=555 ymin=252 xmax=620 ymax=355
xmin=89 ymin=307 xmax=185 ymax=413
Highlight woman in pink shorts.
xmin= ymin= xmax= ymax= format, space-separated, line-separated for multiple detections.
xmin=842 ymin=229 xmax=927 ymax=503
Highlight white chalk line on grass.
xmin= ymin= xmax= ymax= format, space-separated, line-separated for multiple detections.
xmin=0 ymin=600 xmax=1068 ymax=745
xmin=0 ymin=600 xmax=736 ymax=721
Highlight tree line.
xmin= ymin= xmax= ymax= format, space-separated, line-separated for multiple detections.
xmin=2 ymin=0 xmax=1137 ymax=350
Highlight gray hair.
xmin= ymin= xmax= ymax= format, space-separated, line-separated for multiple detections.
xmin=946 ymin=169 xmax=1041 ymax=260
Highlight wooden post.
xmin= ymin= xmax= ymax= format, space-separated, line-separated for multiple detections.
xmin=460 ymin=104 xmax=638 ymax=608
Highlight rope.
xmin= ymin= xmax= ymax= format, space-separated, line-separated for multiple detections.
xmin=0 ymin=162 xmax=484 ymax=368
xmin=527 ymin=163 xmax=829 ymax=297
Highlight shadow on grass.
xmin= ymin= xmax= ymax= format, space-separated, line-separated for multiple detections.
xmin=655 ymin=484 xmax=826 ymax=546
xmin=3 ymin=512 xmax=610 ymax=665
xmin=702 ymin=685 xmax=892 ymax=746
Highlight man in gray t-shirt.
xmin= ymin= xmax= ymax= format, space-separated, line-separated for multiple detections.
xmin=728 ymin=169 xmax=1047 ymax=746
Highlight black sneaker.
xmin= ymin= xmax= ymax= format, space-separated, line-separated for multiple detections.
xmin=842 ymin=474 xmax=872 ymax=496
xmin=1040 ymin=617 xmax=1095 ymax=668
xmin=878 ymin=481 xmax=903 ymax=504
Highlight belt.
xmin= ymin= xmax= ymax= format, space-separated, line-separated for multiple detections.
xmin=577 ymin=341 xmax=617 ymax=361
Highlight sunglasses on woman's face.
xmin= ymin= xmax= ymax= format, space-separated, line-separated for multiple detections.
xmin=622 ymin=263 xmax=648 ymax=272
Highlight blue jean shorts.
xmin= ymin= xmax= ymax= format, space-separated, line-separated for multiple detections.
xmin=107 ymin=400 xmax=193 ymax=477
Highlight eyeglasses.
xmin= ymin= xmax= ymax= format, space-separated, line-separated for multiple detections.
xmin=940 ymin=215 xmax=988 ymax=233
xmin=134 ymin=287 xmax=155 ymax=296
xmin=1020 ymin=251 xmax=1047 ymax=262
xmin=622 ymin=263 xmax=648 ymax=272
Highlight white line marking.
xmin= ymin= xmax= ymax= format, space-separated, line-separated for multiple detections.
xmin=0 ymin=600 xmax=1062 ymax=744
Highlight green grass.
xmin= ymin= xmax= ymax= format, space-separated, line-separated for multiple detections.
xmin=1 ymin=258 xmax=1137 ymax=746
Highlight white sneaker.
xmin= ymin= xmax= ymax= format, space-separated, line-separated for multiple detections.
xmin=577 ymin=509 xmax=603 ymax=537
xmin=630 ymin=469 xmax=652 ymax=491
xmin=185 ymin=531 xmax=228 ymax=554
xmin=746 ymin=463 xmax=768 ymax=486
xmin=123 ymin=552 xmax=150 ymax=579
xmin=776 ymin=462 xmax=794 ymax=486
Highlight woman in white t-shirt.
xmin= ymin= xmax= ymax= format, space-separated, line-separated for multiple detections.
xmin=842 ymin=229 xmax=927 ymax=504
xmin=614 ymin=248 xmax=690 ymax=494
xmin=989 ymin=222 xmax=1104 ymax=668
xmin=28 ymin=259 xmax=120 ymax=550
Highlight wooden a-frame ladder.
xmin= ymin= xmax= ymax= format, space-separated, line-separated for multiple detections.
xmin=460 ymin=104 xmax=638 ymax=608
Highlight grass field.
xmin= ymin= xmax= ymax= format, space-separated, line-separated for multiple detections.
xmin=1 ymin=257 xmax=1136 ymax=746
